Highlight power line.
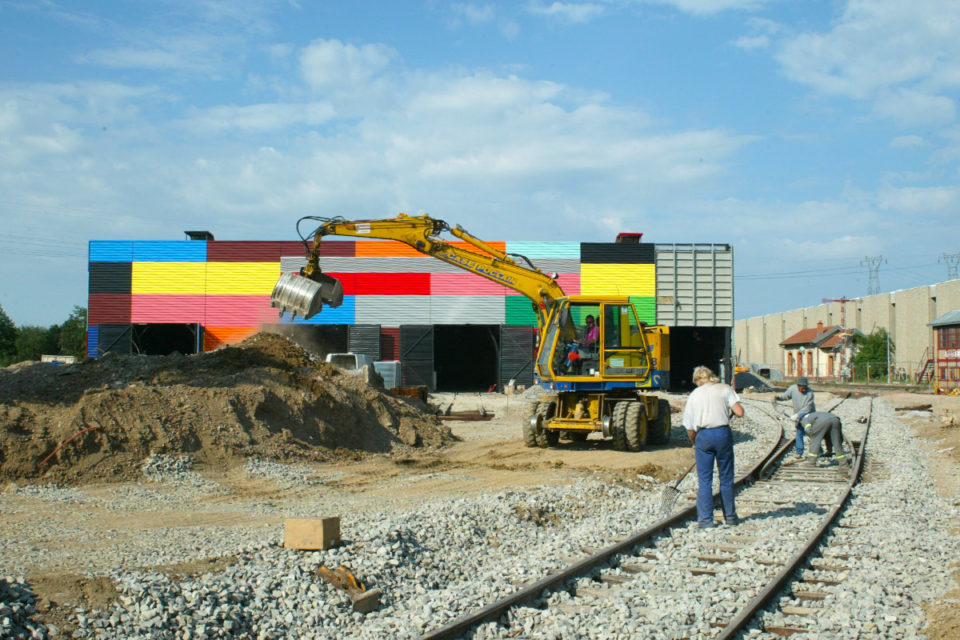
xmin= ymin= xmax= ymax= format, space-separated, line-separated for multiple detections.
xmin=861 ymin=255 xmax=886 ymax=295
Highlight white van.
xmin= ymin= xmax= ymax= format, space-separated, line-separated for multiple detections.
xmin=324 ymin=352 xmax=375 ymax=371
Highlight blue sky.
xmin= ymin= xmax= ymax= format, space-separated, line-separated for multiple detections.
xmin=1 ymin=0 xmax=959 ymax=327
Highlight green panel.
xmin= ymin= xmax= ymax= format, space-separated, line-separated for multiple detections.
xmin=629 ymin=296 xmax=656 ymax=325
xmin=505 ymin=296 xmax=538 ymax=326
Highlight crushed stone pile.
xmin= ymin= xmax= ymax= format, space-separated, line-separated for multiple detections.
xmin=0 ymin=333 xmax=454 ymax=485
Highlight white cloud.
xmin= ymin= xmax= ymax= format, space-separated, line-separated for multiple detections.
xmin=734 ymin=35 xmax=769 ymax=51
xmin=181 ymin=102 xmax=337 ymax=132
xmin=300 ymin=39 xmax=394 ymax=92
xmin=650 ymin=0 xmax=769 ymax=15
xmin=451 ymin=3 xmax=496 ymax=25
xmin=877 ymin=186 xmax=960 ymax=213
xmin=776 ymin=0 xmax=960 ymax=125
xmin=527 ymin=2 xmax=606 ymax=23
xmin=889 ymin=135 xmax=927 ymax=150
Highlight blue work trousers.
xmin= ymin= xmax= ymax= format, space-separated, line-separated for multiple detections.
xmin=695 ymin=426 xmax=737 ymax=528
xmin=795 ymin=422 xmax=805 ymax=456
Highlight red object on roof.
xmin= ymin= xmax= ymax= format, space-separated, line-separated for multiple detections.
xmin=615 ymin=232 xmax=643 ymax=244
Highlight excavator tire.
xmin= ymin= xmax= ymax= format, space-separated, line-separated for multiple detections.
xmin=625 ymin=401 xmax=648 ymax=451
xmin=611 ymin=401 xmax=629 ymax=451
xmin=522 ymin=401 xmax=539 ymax=448
xmin=534 ymin=401 xmax=559 ymax=448
xmin=647 ymin=399 xmax=672 ymax=445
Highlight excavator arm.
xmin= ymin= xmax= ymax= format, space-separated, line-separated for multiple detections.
xmin=271 ymin=213 xmax=566 ymax=327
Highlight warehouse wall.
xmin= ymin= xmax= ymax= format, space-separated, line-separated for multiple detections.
xmin=734 ymin=279 xmax=960 ymax=376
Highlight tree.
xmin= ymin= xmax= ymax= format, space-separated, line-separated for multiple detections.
xmin=0 ymin=304 xmax=16 ymax=365
xmin=59 ymin=306 xmax=88 ymax=358
xmin=15 ymin=326 xmax=59 ymax=362
xmin=850 ymin=328 xmax=894 ymax=381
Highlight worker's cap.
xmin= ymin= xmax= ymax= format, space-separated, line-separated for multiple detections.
xmin=797 ymin=377 xmax=809 ymax=387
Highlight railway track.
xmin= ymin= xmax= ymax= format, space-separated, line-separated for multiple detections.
xmin=418 ymin=395 xmax=873 ymax=640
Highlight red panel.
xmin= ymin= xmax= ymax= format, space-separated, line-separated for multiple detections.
xmin=131 ymin=295 xmax=204 ymax=323
xmin=89 ymin=294 xmax=131 ymax=324
xmin=204 ymin=295 xmax=279 ymax=326
xmin=352 ymin=273 xmax=430 ymax=295
xmin=430 ymin=273 xmax=510 ymax=295
xmin=381 ymin=327 xmax=400 ymax=360
xmin=205 ymin=240 xmax=356 ymax=261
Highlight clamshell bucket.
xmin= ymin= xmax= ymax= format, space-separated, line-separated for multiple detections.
xmin=271 ymin=272 xmax=344 ymax=320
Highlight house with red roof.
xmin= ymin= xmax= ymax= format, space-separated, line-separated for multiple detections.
xmin=779 ymin=321 xmax=861 ymax=381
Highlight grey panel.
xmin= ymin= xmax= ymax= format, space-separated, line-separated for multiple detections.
xmin=499 ymin=326 xmax=536 ymax=388
xmin=98 ymin=324 xmax=133 ymax=356
xmin=348 ymin=325 xmax=381 ymax=360
xmin=655 ymin=244 xmax=734 ymax=327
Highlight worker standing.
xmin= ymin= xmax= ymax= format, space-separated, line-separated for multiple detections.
xmin=799 ymin=412 xmax=851 ymax=467
xmin=772 ymin=377 xmax=815 ymax=458
xmin=682 ymin=366 xmax=745 ymax=529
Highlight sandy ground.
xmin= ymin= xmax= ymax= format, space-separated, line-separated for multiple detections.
xmin=4 ymin=387 xmax=959 ymax=638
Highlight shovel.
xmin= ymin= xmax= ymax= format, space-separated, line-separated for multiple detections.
xmin=659 ymin=459 xmax=697 ymax=516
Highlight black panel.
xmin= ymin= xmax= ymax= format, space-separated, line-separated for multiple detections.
xmin=89 ymin=262 xmax=132 ymax=294
xmin=98 ymin=324 xmax=133 ymax=356
xmin=400 ymin=325 xmax=434 ymax=390
xmin=499 ymin=326 xmax=536 ymax=388
xmin=348 ymin=325 xmax=381 ymax=360
xmin=667 ymin=326 xmax=731 ymax=390
xmin=580 ymin=243 xmax=655 ymax=264
xmin=134 ymin=324 xmax=198 ymax=355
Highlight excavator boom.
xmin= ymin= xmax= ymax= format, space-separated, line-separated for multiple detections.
xmin=270 ymin=214 xmax=565 ymax=326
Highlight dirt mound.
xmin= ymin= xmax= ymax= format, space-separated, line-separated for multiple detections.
xmin=0 ymin=333 xmax=454 ymax=485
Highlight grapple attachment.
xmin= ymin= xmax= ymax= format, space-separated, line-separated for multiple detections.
xmin=271 ymin=272 xmax=344 ymax=320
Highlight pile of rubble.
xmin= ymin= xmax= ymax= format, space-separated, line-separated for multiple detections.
xmin=0 ymin=333 xmax=453 ymax=485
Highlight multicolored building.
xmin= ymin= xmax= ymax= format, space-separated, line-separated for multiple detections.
xmin=87 ymin=235 xmax=733 ymax=391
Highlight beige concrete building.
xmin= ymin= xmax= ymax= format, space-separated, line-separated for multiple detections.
xmin=735 ymin=278 xmax=960 ymax=383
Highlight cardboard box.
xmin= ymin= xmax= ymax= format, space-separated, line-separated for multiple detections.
xmin=283 ymin=517 xmax=340 ymax=550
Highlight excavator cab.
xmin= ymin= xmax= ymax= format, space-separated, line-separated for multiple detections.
xmin=537 ymin=297 xmax=653 ymax=384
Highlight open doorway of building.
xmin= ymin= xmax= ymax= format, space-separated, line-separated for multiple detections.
xmin=434 ymin=325 xmax=499 ymax=391
xmin=133 ymin=324 xmax=198 ymax=355
xmin=667 ymin=326 xmax=731 ymax=390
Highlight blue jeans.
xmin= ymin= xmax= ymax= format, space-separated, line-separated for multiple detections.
xmin=795 ymin=412 xmax=808 ymax=456
xmin=695 ymin=426 xmax=737 ymax=528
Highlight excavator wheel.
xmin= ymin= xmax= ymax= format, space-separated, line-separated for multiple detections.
xmin=534 ymin=401 xmax=560 ymax=448
xmin=625 ymin=401 xmax=648 ymax=451
xmin=611 ymin=401 xmax=629 ymax=451
xmin=647 ymin=399 xmax=672 ymax=445
xmin=522 ymin=401 xmax=539 ymax=448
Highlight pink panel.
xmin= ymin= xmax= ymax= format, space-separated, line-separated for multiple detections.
xmin=557 ymin=273 xmax=580 ymax=295
xmin=204 ymin=295 xmax=277 ymax=326
xmin=430 ymin=273 xmax=512 ymax=295
xmin=131 ymin=295 xmax=204 ymax=323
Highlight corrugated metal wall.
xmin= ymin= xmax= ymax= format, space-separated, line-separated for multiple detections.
xmin=88 ymin=238 xmax=732 ymax=367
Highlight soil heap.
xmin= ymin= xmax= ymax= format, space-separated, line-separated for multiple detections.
xmin=0 ymin=333 xmax=454 ymax=485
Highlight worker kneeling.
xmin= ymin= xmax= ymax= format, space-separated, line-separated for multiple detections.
xmin=799 ymin=411 xmax=850 ymax=467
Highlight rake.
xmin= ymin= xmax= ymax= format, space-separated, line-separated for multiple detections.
xmin=659 ymin=460 xmax=697 ymax=516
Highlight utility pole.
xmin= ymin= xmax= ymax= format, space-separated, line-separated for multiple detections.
xmin=941 ymin=252 xmax=960 ymax=279
xmin=823 ymin=297 xmax=852 ymax=380
xmin=862 ymin=255 xmax=886 ymax=295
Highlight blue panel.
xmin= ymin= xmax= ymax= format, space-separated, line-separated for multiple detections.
xmin=87 ymin=326 xmax=99 ymax=359
xmin=506 ymin=242 xmax=581 ymax=259
xmin=133 ymin=241 xmax=207 ymax=262
xmin=89 ymin=241 xmax=134 ymax=262
xmin=283 ymin=296 xmax=356 ymax=325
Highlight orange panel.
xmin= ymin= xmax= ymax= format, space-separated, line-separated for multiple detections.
xmin=204 ymin=326 xmax=259 ymax=351
xmin=354 ymin=239 xmax=507 ymax=257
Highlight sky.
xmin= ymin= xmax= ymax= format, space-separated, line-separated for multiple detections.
xmin=1 ymin=0 xmax=959 ymax=327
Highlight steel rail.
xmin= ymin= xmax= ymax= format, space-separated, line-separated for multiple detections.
xmin=417 ymin=411 xmax=785 ymax=640
xmin=715 ymin=397 xmax=871 ymax=639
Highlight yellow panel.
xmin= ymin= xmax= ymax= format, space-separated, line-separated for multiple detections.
xmin=206 ymin=262 xmax=281 ymax=295
xmin=131 ymin=263 xmax=206 ymax=294
xmin=580 ymin=264 xmax=655 ymax=296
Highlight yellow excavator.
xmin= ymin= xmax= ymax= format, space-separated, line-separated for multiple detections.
xmin=271 ymin=214 xmax=672 ymax=451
